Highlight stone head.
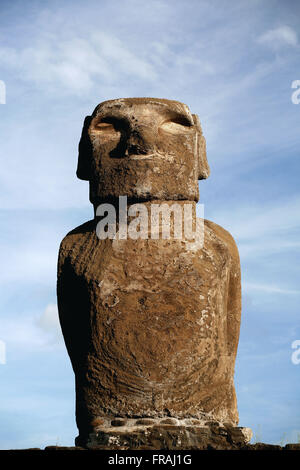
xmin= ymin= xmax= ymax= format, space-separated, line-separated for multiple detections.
xmin=77 ymin=98 xmax=210 ymax=206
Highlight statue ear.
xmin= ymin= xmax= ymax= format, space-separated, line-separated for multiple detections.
xmin=192 ymin=114 xmax=210 ymax=180
xmin=76 ymin=116 xmax=93 ymax=181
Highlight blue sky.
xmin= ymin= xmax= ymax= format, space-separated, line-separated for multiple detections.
xmin=0 ymin=0 xmax=300 ymax=449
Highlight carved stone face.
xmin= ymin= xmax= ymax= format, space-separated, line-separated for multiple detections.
xmin=77 ymin=98 xmax=209 ymax=205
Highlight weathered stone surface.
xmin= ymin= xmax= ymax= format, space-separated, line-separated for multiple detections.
xmin=284 ymin=443 xmax=300 ymax=450
xmin=77 ymin=98 xmax=209 ymax=205
xmin=57 ymin=98 xmax=243 ymax=447
xmin=82 ymin=424 xmax=252 ymax=450
xmin=6 ymin=441 xmax=300 ymax=451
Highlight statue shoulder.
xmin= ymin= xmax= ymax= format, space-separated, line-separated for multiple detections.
xmin=204 ymin=218 xmax=240 ymax=264
xmin=59 ymin=219 xmax=96 ymax=257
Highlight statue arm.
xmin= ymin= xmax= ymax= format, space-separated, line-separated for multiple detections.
xmin=204 ymin=220 xmax=242 ymax=358
xmin=57 ymin=237 xmax=89 ymax=373
xmin=226 ymin=239 xmax=242 ymax=358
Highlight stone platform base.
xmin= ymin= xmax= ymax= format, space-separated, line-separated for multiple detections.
xmin=76 ymin=418 xmax=253 ymax=450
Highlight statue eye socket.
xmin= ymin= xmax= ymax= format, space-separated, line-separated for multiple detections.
xmin=96 ymin=122 xmax=115 ymax=130
xmin=93 ymin=118 xmax=122 ymax=133
xmin=160 ymin=118 xmax=192 ymax=133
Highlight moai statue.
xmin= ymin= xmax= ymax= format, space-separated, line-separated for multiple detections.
xmin=57 ymin=98 xmax=251 ymax=449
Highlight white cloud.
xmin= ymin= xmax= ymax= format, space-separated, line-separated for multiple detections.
xmin=209 ymin=196 xmax=300 ymax=299
xmin=0 ymin=32 xmax=157 ymax=95
xmin=239 ymin=240 xmax=300 ymax=259
xmin=210 ymin=196 xmax=300 ymax=257
xmin=0 ymin=304 xmax=63 ymax=355
xmin=1 ymin=312 xmax=63 ymax=354
xmin=244 ymin=283 xmax=300 ymax=295
xmin=1 ymin=2 xmax=299 ymax=213
xmin=36 ymin=303 xmax=62 ymax=341
xmin=257 ymin=25 xmax=298 ymax=49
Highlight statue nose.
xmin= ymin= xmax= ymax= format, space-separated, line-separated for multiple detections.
xmin=126 ymin=125 xmax=154 ymax=156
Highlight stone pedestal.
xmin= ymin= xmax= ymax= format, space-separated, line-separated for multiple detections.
xmin=75 ymin=417 xmax=252 ymax=450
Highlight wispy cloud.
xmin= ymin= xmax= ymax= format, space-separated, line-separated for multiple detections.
xmin=257 ymin=25 xmax=298 ymax=49
xmin=0 ymin=33 xmax=158 ymax=96
xmin=244 ymin=282 xmax=300 ymax=295
xmin=1 ymin=313 xmax=63 ymax=354
xmin=36 ymin=303 xmax=62 ymax=343
xmin=210 ymin=196 xmax=300 ymax=254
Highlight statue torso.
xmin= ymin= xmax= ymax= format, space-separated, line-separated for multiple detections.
xmin=57 ymin=218 xmax=240 ymax=424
